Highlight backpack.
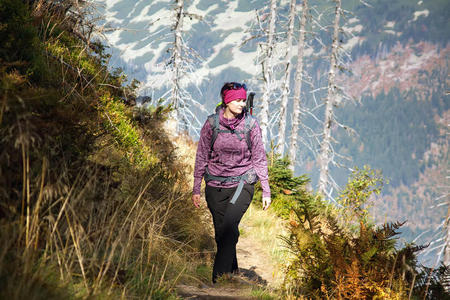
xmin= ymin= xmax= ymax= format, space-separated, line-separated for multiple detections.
xmin=207 ymin=109 xmax=257 ymax=159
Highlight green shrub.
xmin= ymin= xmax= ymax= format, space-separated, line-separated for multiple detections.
xmin=254 ymin=151 xmax=310 ymax=219
xmin=0 ymin=0 xmax=47 ymax=81
xmin=282 ymin=167 xmax=426 ymax=299
xmin=99 ymin=93 xmax=159 ymax=168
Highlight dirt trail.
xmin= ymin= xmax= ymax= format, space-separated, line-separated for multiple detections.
xmin=176 ymin=214 xmax=280 ymax=299
xmin=235 ymin=222 xmax=278 ymax=286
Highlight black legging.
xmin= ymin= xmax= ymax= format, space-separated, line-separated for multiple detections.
xmin=205 ymin=183 xmax=254 ymax=283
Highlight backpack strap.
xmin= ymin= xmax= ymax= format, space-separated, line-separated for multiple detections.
xmin=208 ymin=112 xmax=257 ymax=158
xmin=244 ymin=114 xmax=257 ymax=151
xmin=207 ymin=113 xmax=220 ymax=159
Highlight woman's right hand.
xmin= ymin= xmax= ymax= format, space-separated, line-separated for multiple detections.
xmin=192 ymin=194 xmax=201 ymax=208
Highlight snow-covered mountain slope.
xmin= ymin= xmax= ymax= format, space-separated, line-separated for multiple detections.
xmin=95 ymin=0 xmax=444 ymax=102
xmin=96 ymin=0 xmax=268 ymax=90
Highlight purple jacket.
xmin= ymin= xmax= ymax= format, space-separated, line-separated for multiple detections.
xmin=193 ymin=108 xmax=271 ymax=198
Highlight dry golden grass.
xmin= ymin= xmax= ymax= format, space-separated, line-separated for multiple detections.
xmin=240 ymin=203 xmax=292 ymax=288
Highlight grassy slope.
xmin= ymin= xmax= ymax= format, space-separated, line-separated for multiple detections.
xmin=0 ymin=1 xmax=214 ymax=298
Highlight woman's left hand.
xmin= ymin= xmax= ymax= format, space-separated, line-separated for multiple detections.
xmin=262 ymin=197 xmax=271 ymax=210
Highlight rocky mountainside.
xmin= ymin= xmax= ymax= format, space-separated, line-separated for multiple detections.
xmin=95 ymin=0 xmax=449 ymax=265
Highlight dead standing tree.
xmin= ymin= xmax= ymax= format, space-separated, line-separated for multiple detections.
xmin=288 ymin=0 xmax=309 ymax=170
xmin=171 ymin=0 xmax=184 ymax=125
xmin=446 ymin=203 xmax=450 ymax=267
xmin=277 ymin=0 xmax=296 ymax=157
xmin=156 ymin=0 xmax=205 ymax=133
xmin=445 ymin=203 xmax=450 ymax=292
xmin=318 ymin=0 xmax=354 ymax=198
xmin=422 ymin=187 xmax=450 ymax=291
xmin=318 ymin=0 xmax=342 ymax=197
xmin=259 ymin=0 xmax=278 ymax=147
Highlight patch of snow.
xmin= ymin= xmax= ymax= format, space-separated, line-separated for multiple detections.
xmin=104 ymin=29 xmax=122 ymax=46
xmin=97 ymin=0 xmax=122 ymax=9
xmin=402 ymin=53 xmax=422 ymax=72
xmin=371 ymin=79 xmax=381 ymax=91
xmin=384 ymin=30 xmax=397 ymax=35
xmin=231 ymin=48 xmax=259 ymax=73
xmin=378 ymin=60 xmax=390 ymax=74
xmin=128 ymin=0 xmax=152 ymax=22
xmin=304 ymin=47 xmax=314 ymax=57
xmin=97 ymin=0 xmax=124 ymax=24
xmin=188 ymin=0 xmax=217 ymax=15
xmin=211 ymin=2 xmax=255 ymax=31
xmin=183 ymin=0 xmax=216 ymax=31
xmin=342 ymin=36 xmax=363 ymax=51
xmin=99 ymin=0 xmax=172 ymax=67
xmin=140 ymin=3 xmax=173 ymax=27
xmin=348 ymin=17 xmax=359 ymax=24
xmin=385 ymin=21 xmax=395 ymax=28
xmin=343 ymin=24 xmax=363 ymax=33
xmin=192 ymin=1 xmax=259 ymax=77
xmin=413 ymin=9 xmax=429 ymax=21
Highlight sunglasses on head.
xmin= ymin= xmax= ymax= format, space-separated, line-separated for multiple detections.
xmin=229 ymin=82 xmax=247 ymax=91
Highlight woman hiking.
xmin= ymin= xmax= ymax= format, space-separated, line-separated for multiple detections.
xmin=192 ymin=82 xmax=271 ymax=283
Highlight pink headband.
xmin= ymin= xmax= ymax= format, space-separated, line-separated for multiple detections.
xmin=223 ymin=88 xmax=247 ymax=104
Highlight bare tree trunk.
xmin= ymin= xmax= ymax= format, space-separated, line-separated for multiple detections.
xmin=445 ymin=202 xmax=450 ymax=266
xmin=277 ymin=0 xmax=296 ymax=156
xmin=288 ymin=0 xmax=308 ymax=170
xmin=171 ymin=0 xmax=184 ymax=128
xmin=318 ymin=0 xmax=341 ymax=196
xmin=445 ymin=203 xmax=450 ymax=293
xmin=260 ymin=0 xmax=277 ymax=147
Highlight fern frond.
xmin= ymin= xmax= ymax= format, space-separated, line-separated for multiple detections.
xmin=375 ymin=220 xmax=406 ymax=240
